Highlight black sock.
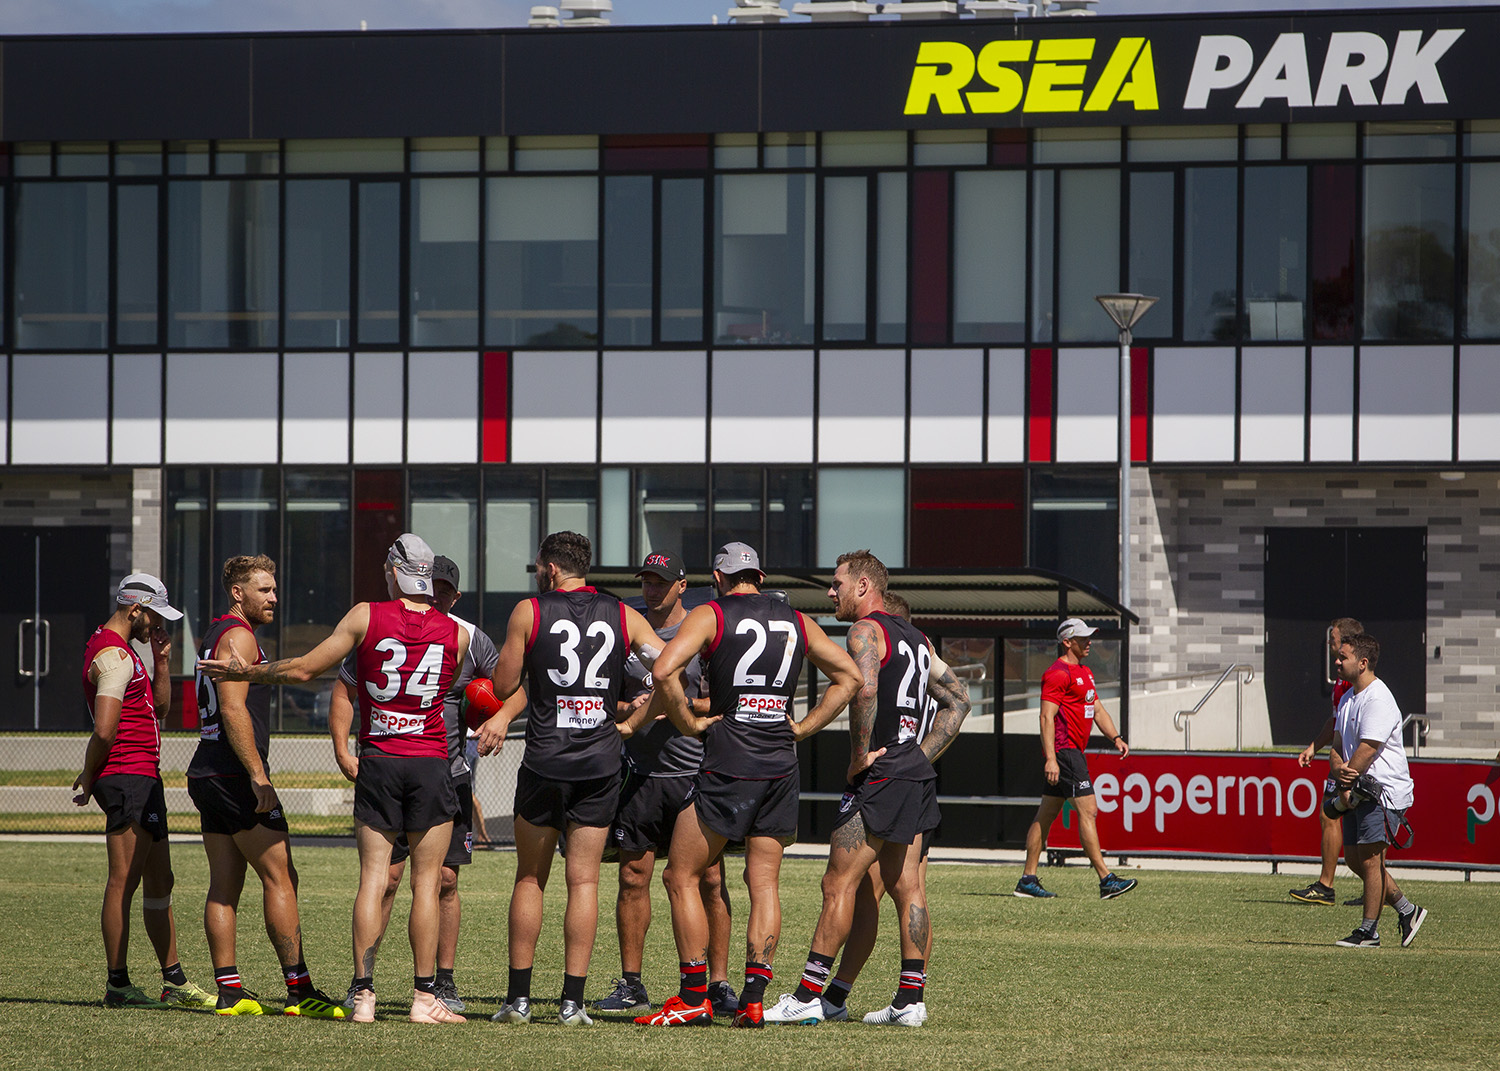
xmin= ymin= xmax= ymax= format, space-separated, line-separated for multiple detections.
xmin=562 ymin=974 xmax=586 ymax=1005
xmin=351 ymin=975 xmax=374 ymax=994
xmin=161 ymin=961 xmax=188 ymax=987
xmin=623 ymin=970 xmax=643 ymax=988
xmin=108 ymin=967 xmax=131 ymax=989
xmin=506 ymin=966 xmax=532 ymax=1004
xmin=824 ymin=978 xmax=852 ymax=1009
xmin=214 ymin=966 xmax=243 ymax=999
xmin=414 ymin=974 xmax=437 ymax=995
xmin=741 ymin=962 xmax=773 ymax=1005
xmin=892 ymin=959 xmax=926 ymax=1009
xmin=793 ymin=951 xmax=834 ymax=1003
xmin=679 ymin=960 xmax=708 ymax=1004
xmin=282 ymin=961 xmax=311 ymax=996
xmin=436 ymin=967 xmax=455 ymax=986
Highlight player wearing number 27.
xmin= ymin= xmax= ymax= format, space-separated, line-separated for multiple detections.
xmin=200 ymin=534 xmax=471 ymax=1025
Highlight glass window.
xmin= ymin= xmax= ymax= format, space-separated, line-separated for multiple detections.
xmin=117 ymin=185 xmax=159 ymax=346
xmin=484 ymin=137 xmax=510 ymax=171
xmin=168 ymin=180 xmax=279 ymax=348
xmin=213 ymin=468 xmax=280 ymax=657
xmin=1244 ymin=124 xmax=1282 ymax=161
xmin=1310 ymin=164 xmax=1358 ymax=339
xmin=1031 ymin=169 xmax=1055 ymax=343
xmin=412 ymin=136 xmax=480 ymax=172
xmin=822 ymin=131 xmax=905 ymax=168
xmin=914 ymin=129 xmax=986 ymax=167
xmin=876 ymin=172 xmax=907 ymax=344
xmin=1182 ymin=167 xmax=1239 ymax=342
xmin=56 ymin=142 xmax=109 ymax=176
xmin=1464 ymin=120 xmax=1500 ymax=158
xmin=284 ymin=180 xmax=351 ymax=348
xmin=410 ymin=468 xmax=480 ymax=586
xmin=282 ymin=471 xmax=351 ymax=661
xmin=166 ymin=468 xmax=210 ymax=674
xmin=13 ymin=143 xmax=51 ymax=177
xmin=1287 ymin=123 xmax=1356 ymax=159
xmin=1364 ymin=121 xmax=1456 ymax=159
xmin=911 ymin=171 xmax=949 ymax=346
xmin=285 ymin=138 xmax=404 ymax=173
xmin=215 ymin=140 xmax=279 ymax=175
xmin=637 ymin=468 xmax=707 ymax=566
xmin=763 ymin=132 xmax=814 ymax=168
xmin=714 ymin=173 xmax=815 ymax=344
xmin=1243 ymin=166 xmax=1307 ymax=341
xmin=1033 ymin=127 xmax=1119 ymax=164
xmin=358 ymin=182 xmax=401 ymax=346
xmin=604 ymin=176 xmax=652 ymax=346
xmin=910 ymin=468 xmax=1023 ymax=568
xmin=513 ymin=135 xmax=598 ymax=172
xmin=115 ymin=141 xmax=163 ymax=176
xmin=822 ymin=175 xmax=868 ymax=341
xmin=1364 ymin=163 xmax=1455 ymax=339
xmin=715 ymin=133 xmax=758 ymax=170
xmin=168 ymin=140 xmax=210 ymax=175
xmin=954 ymin=170 xmax=1026 ymax=343
xmin=1465 ymin=162 xmax=1500 ymax=338
xmin=545 ymin=470 xmax=598 ymax=549
xmin=817 ymin=468 xmax=905 ymax=567
xmin=766 ymin=468 xmax=814 ymax=568
xmin=1127 ymin=171 xmax=1174 ymax=339
xmin=485 ymin=468 xmax=541 ymax=627
xmin=1030 ymin=469 xmax=1118 ymax=598
xmin=411 ymin=177 xmax=479 ymax=346
xmin=711 ymin=469 xmax=762 ymax=555
xmin=14 ymin=182 xmax=109 ymax=349
xmin=599 ymin=468 xmax=631 ymax=565
xmin=352 ymin=469 xmax=404 ymax=604
xmin=1127 ymin=125 xmax=1236 ymax=162
xmin=1058 ymin=169 xmax=1121 ymax=342
xmin=487 ymin=175 xmax=599 ymax=347
xmin=660 ymin=178 xmax=705 ymax=343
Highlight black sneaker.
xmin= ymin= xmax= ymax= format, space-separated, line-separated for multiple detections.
xmin=1289 ymin=882 xmax=1335 ymax=905
xmin=1014 ymin=875 xmax=1056 ymax=899
xmin=592 ymin=977 xmax=650 ymax=1013
xmin=1335 ymin=927 xmax=1380 ymax=948
xmin=1343 ymin=896 xmax=1365 ymax=906
xmin=433 ymin=976 xmax=464 ymax=1013
xmin=707 ymin=980 xmax=739 ymax=1017
xmin=1099 ymin=873 xmax=1139 ymax=900
xmin=1399 ymin=905 xmax=1428 ymax=947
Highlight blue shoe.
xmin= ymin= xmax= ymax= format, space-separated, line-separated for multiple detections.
xmin=591 ymin=977 xmax=650 ymax=1013
xmin=707 ymin=980 xmax=739 ymax=1017
xmin=1014 ymin=875 xmax=1056 ymax=898
xmin=1099 ymin=873 xmax=1138 ymax=900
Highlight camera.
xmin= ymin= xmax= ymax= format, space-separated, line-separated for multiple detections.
xmin=1322 ymin=771 xmax=1385 ymax=819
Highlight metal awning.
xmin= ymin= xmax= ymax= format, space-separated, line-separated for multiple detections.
xmin=584 ymin=566 xmax=1136 ymax=626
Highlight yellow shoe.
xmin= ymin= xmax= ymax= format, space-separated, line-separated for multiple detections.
xmin=160 ymin=981 xmax=216 ymax=1012
xmin=284 ymin=989 xmax=348 ymax=1020
xmin=215 ymin=989 xmax=266 ymax=1016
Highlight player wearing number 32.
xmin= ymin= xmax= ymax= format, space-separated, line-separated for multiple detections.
xmin=472 ymin=530 xmax=673 ymax=1028
xmin=199 ymin=534 xmax=471 ymax=1025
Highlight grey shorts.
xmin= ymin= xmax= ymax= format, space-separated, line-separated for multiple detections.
xmin=1343 ymin=798 xmax=1405 ymax=846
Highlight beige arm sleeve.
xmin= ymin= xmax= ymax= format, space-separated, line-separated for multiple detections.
xmin=91 ymin=648 xmax=133 ymax=703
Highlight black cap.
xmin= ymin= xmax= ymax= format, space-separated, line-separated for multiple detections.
xmin=433 ymin=555 xmax=461 ymax=591
xmin=636 ymin=551 xmax=686 ymax=581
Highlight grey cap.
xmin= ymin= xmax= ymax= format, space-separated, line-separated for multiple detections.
xmin=387 ymin=534 xmax=436 ymax=596
xmin=433 ymin=555 xmax=461 ymax=592
xmin=1057 ymin=617 xmax=1098 ymax=643
xmin=116 ymin=572 xmax=183 ymax=621
xmin=712 ymin=541 xmax=763 ymax=576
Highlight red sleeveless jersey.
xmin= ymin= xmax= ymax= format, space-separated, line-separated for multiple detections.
xmin=81 ymin=626 xmax=161 ymax=778
xmin=355 ymin=600 xmax=460 ymax=758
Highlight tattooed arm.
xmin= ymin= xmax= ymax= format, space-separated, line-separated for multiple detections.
xmin=843 ymin=618 xmax=882 ymax=784
xmin=920 ymin=648 xmax=972 ymax=765
xmin=200 ymin=602 xmax=371 ymax=684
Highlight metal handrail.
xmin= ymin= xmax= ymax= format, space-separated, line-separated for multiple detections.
xmin=1172 ymin=663 xmax=1255 ymax=751
xmin=1402 ymin=713 xmax=1430 ymax=758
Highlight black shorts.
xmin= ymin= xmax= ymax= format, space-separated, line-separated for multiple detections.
xmin=693 ymin=770 xmax=799 ymax=842
xmin=1042 ymin=749 xmax=1095 ymax=799
xmin=612 ymin=772 xmax=694 ymax=854
xmin=94 ymin=774 xmax=168 ymax=842
xmin=354 ymin=753 xmax=458 ymax=834
xmin=391 ymin=781 xmax=473 ymax=868
xmin=832 ymin=776 xmax=939 ymax=847
xmin=1343 ymin=798 xmax=1407 ymax=847
xmin=514 ymin=765 xmax=619 ymax=832
xmin=187 ymin=774 xmax=290 ymax=837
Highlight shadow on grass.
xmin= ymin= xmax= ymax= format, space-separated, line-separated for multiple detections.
xmin=0 ymin=996 xmax=102 ymax=1007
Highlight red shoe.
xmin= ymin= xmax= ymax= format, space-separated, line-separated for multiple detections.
xmin=732 ymin=1001 xmax=764 ymax=1028
xmin=635 ymin=995 xmax=712 ymax=1026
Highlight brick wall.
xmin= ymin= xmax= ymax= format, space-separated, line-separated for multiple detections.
xmin=0 ymin=471 xmax=134 ymax=576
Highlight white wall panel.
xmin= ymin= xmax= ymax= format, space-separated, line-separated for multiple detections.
xmin=986 ymin=348 xmax=1025 ymax=462
xmin=1359 ymin=346 xmax=1453 ymax=462
xmin=818 ymin=349 xmax=904 ymax=463
xmin=1309 ymin=346 xmax=1354 ymax=461
xmin=166 ymin=353 xmax=278 ymax=464
xmin=603 ymin=351 xmax=706 ymax=463
xmin=1458 ymin=345 xmax=1500 ymax=460
xmin=12 ymin=354 xmax=109 ymax=464
xmin=1152 ymin=347 xmax=1236 ymax=462
xmin=111 ymin=354 xmax=161 ymax=466
xmin=1239 ymin=347 xmax=1305 ymax=462
xmin=282 ymin=353 xmax=349 ymax=464
xmin=510 ymin=351 xmax=597 ymax=463
xmin=407 ymin=352 xmax=478 ymax=463
xmin=712 ymin=350 xmax=813 ymax=463
xmin=352 ymin=352 xmax=405 ymax=464
xmin=909 ymin=349 xmax=983 ymax=462
xmin=1054 ymin=347 xmax=1117 ymax=463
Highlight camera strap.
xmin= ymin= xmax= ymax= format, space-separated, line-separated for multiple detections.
xmin=1379 ymin=790 xmax=1415 ymax=850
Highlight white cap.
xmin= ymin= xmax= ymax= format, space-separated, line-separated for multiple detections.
xmin=387 ymin=534 xmax=436 ymax=596
xmin=1057 ymin=617 xmax=1097 ymax=643
xmin=116 ymin=573 xmax=183 ymax=621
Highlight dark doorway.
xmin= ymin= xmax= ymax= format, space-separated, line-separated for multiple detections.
xmin=1264 ymin=527 xmax=1426 ymax=746
xmin=0 ymin=526 xmax=113 ymax=730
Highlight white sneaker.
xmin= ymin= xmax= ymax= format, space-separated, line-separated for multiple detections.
xmin=762 ymin=993 xmax=825 ymax=1025
xmin=862 ymin=1001 xmax=927 ymax=1027
xmin=491 ymin=996 xmax=532 ymax=1024
xmin=819 ymin=998 xmax=849 ymax=1022
xmin=558 ymin=999 xmax=594 ymax=1026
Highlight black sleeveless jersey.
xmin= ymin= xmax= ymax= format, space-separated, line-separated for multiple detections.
xmin=863 ymin=611 xmax=937 ymax=782
xmin=187 ymin=615 xmax=272 ymax=779
xmin=522 ymin=586 xmax=629 ymax=780
xmin=701 ymin=593 xmax=807 ymax=779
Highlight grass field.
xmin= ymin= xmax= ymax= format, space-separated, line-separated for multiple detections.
xmin=1 ymin=840 xmax=1496 ymax=1071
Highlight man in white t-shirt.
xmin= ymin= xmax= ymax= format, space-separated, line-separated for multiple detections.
xmin=1329 ymin=634 xmax=1427 ymax=949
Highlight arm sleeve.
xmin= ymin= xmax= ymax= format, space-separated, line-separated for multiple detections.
xmin=474 ymin=630 xmax=500 ymax=678
xmin=1362 ymin=688 xmax=1403 ymax=745
xmin=1039 ymin=665 xmax=1068 ymax=706
xmin=91 ymin=648 xmax=133 ymax=702
xmin=338 ymin=652 xmax=358 ymax=689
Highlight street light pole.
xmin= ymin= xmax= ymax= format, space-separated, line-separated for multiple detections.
xmin=1095 ymin=293 xmax=1158 ymax=609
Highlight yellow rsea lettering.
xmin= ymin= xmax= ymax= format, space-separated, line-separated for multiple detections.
xmin=967 ymin=40 xmax=1032 ymax=114
xmin=1025 ymin=38 xmax=1095 ymax=112
xmin=904 ymin=42 xmax=976 ymax=116
xmin=1084 ymin=38 xmax=1160 ymax=111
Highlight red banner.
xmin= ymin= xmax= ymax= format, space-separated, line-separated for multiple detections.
xmin=1045 ymin=752 xmax=1500 ymax=867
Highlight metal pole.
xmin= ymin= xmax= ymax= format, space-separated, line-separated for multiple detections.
xmin=1119 ymin=329 xmax=1131 ymax=609
xmin=33 ymin=535 xmax=41 ymax=730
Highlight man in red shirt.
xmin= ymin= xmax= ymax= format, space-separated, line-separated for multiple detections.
xmin=74 ymin=573 xmax=213 ymax=1010
xmin=1015 ymin=618 xmax=1137 ymax=900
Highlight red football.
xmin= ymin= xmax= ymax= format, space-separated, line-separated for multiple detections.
xmin=464 ymin=678 xmax=502 ymax=729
